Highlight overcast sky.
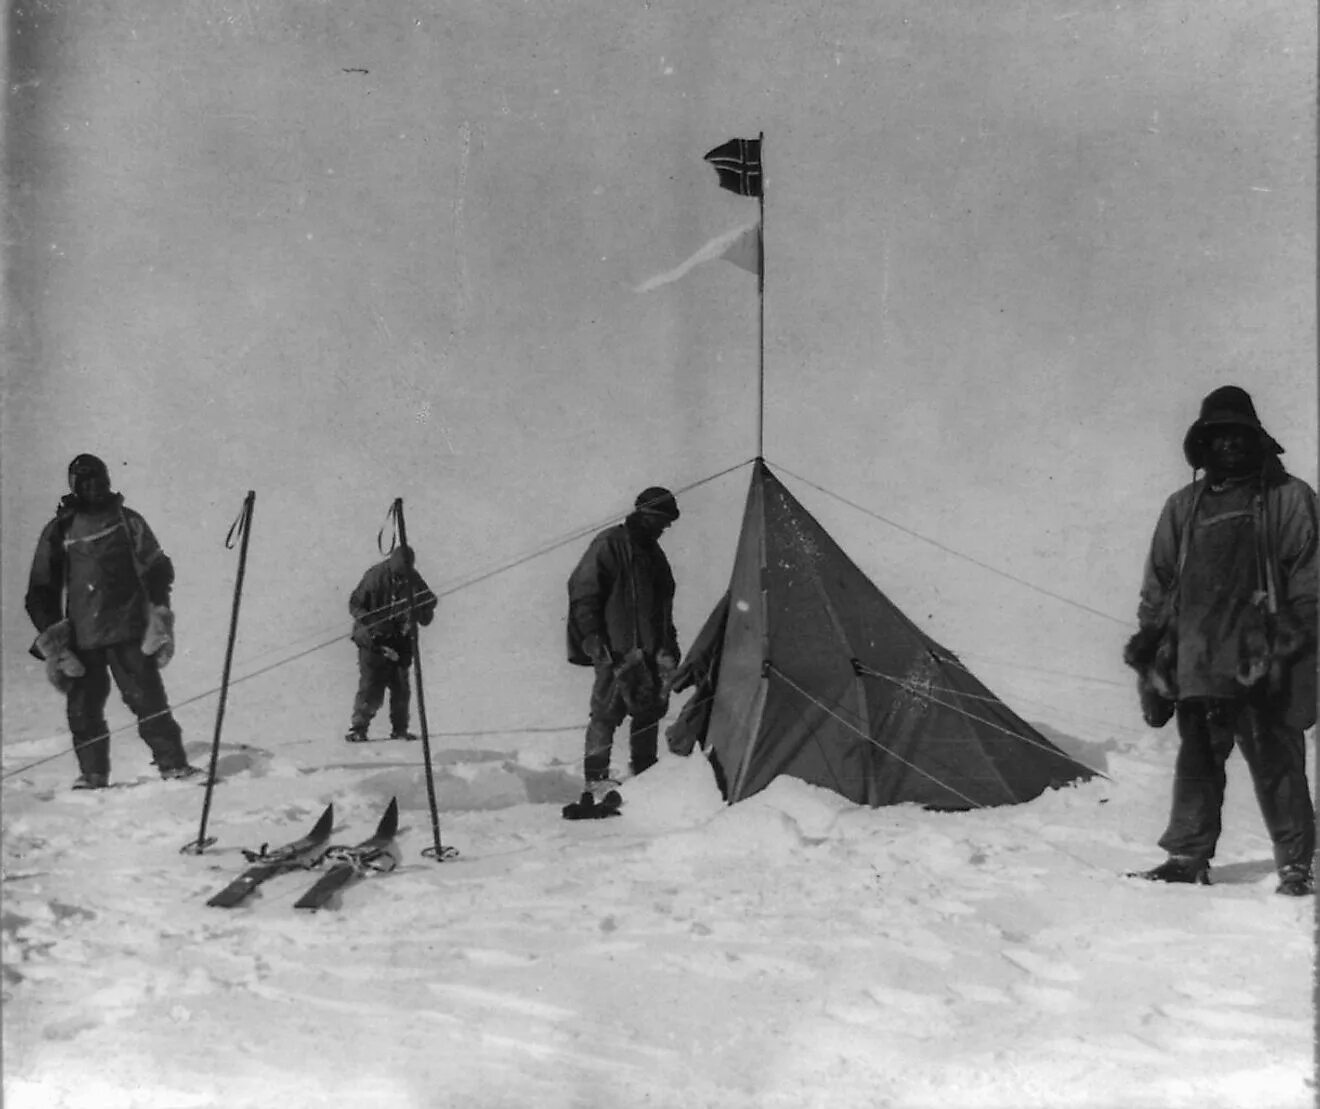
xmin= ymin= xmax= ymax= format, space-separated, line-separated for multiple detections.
xmin=4 ymin=1 xmax=1314 ymax=744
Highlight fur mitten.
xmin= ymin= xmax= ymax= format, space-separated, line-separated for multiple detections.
xmin=615 ymin=648 xmax=669 ymax=718
xmin=141 ymin=604 xmax=175 ymax=668
xmin=1233 ymin=602 xmax=1312 ymax=690
xmin=1237 ymin=605 xmax=1316 ymax=697
xmin=1149 ymin=633 xmax=1178 ymax=700
xmin=1270 ymin=607 xmax=1314 ymax=663
xmin=1135 ymin=670 xmax=1176 ymax=729
xmin=1125 ymin=624 xmax=1177 ymax=728
xmin=35 ymin=620 xmax=86 ymax=692
xmin=1123 ymin=625 xmax=1164 ymax=672
xmin=1235 ymin=617 xmax=1271 ymax=689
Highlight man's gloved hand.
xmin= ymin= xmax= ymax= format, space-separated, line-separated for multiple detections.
xmin=1123 ymin=625 xmax=1164 ymax=671
xmin=351 ymin=621 xmax=375 ymax=651
xmin=141 ymin=604 xmax=175 ymax=668
xmin=381 ymin=646 xmax=400 ymax=662
xmin=1271 ymin=608 xmax=1314 ymax=663
xmin=582 ymin=634 xmax=613 ymax=667
xmin=35 ymin=620 xmax=86 ymax=693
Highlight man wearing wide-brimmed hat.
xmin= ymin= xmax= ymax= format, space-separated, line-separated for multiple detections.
xmin=1125 ymin=386 xmax=1317 ymax=895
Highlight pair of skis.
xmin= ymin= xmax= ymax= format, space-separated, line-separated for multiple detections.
xmin=206 ymin=798 xmax=400 ymax=911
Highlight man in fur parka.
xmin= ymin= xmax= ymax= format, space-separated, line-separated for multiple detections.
xmin=25 ymin=454 xmax=197 ymax=789
xmin=344 ymin=545 xmax=436 ymax=742
xmin=1125 ymin=386 xmax=1317 ymax=895
xmin=566 ymin=486 xmax=682 ymax=794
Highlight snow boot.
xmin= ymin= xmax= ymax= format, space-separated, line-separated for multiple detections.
xmin=389 ymin=730 xmax=419 ymax=742
xmin=587 ymin=778 xmax=622 ymax=801
xmin=588 ymin=778 xmax=623 ymax=815
xmin=344 ymin=728 xmax=369 ymax=743
xmin=1133 ymin=855 xmax=1211 ymax=885
xmin=160 ymin=764 xmax=202 ymax=781
xmin=562 ymin=779 xmax=623 ymax=820
xmin=72 ymin=773 xmax=108 ymax=791
xmin=1275 ymin=865 xmax=1313 ymax=897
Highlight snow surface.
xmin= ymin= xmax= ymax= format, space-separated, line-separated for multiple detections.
xmin=1 ymin=716 xmax=1314 ymax=1109
xmin=3 ymin=1 xmax=1317 ymax=1106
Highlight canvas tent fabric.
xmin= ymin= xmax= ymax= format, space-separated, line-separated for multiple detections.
xmin=680 ymin=460 xmax=1093 ymax=809
xmin=664 ymin=594 xmax=729 ymax=758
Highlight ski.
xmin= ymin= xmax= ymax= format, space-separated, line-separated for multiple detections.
xmin=293 ymin=797 xmax=400 ymax=911
xmin=205 ymin=804 xmax=335 ymax=908
xmin=561 ymin=788 xmax=623 ymax=821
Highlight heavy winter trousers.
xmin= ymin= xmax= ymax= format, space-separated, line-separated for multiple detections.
xmin=66 ymin=641 xmax=188 ymax=776
xmin=1158 ymin=698 xmax=1315 ymax=871
xmin=583 ymin=659 xmax=666 ymax=783
xmin=351 ymin=648 xmax=412 ymax=733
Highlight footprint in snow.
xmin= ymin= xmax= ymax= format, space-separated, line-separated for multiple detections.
xmin=458 ymin=947 xmax=539 ymax=967
xmin=1011 ymin=983 xmax=1086 ymax=1014
xmin=658 ymin=947 xmax=816 ymax=982
xmin=1001 ymin=946 xmax=1083 ymax=983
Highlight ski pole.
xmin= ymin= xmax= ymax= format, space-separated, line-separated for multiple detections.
xmin=182 ymin=490 xmax=255 ymax=855
xmin=390 ymin=498 xmax=457 ymax=862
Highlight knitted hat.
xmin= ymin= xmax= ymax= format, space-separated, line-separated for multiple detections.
xmin=1182 ymin=386 xmax=1283 ymax=469
xmin=634 ymin=486 xmax=680 ymax=522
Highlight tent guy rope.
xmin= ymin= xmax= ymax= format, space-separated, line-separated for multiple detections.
xmin=4 ymin=458 xmax=1132 ymax=782
xmin=850 ymin=661 xmax=1107 ymax=779
xmin=774 ymin=462 xmax=1129 ymax=628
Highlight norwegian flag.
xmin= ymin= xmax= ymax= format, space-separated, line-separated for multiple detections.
xmin=703 ymin=137 xmax=762 ymax=197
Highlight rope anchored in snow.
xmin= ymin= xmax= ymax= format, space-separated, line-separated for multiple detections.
xmin=848 ymin=659 xmax=1107 ymax=780
xmin=4 ymin=456 xmax=1131 ymax=787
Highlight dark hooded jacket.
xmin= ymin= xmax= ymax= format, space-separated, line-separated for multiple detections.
xmin=26 ymin=493 xmax=174 ymax=651
xmin=349 ymin=553 xmax=437 ymax=659
xmin=566 ymin=516 xmax=679 ymax=666
xmin=1137 ymin=460 xmax=1317 ymax=728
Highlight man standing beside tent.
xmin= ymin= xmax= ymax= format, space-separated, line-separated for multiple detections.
xmin=345 ymin=545 xmax=436 ymax=743
xmin=566 ymin=487 xmax=682 ymax=797
xmin=1125 ymin=386 xmax=1317 ymax=895
xmin=25 ymin=453 xmax=198 ymax=789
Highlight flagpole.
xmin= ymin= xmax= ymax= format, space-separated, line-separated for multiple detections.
xmin=757 ymin=130 xmax=765 ymax=462
xmin=699 ymin=134 xmax=767 ymax=459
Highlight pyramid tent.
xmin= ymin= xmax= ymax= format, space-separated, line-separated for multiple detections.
xmin=679 ymin=460 xmax=1094 ymax=809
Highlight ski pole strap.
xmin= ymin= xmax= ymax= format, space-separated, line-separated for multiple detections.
xmin=225 ymin=495 xmax=253 ymax=550
xmin=1252 ymin=486 xmax=1278 ymax=615
xmin=377 ymin=500 xmax=401 ymax=555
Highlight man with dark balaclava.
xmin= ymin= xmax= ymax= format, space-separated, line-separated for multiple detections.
xmin=1125 ymin=386 xmax=1317 ymax=895
xmin=566 ymin=487 xmax=682 ymax=800
xmin=345 ymin=545 xmax=437 ymax=742
xmin=25 ymin=454 xmax=198 ymax=789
